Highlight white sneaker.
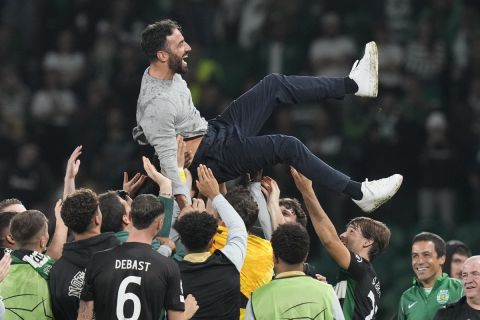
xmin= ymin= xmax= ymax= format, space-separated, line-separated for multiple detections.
xmin=352 ymin=174 xmax=403 ymax=213
xmin=349 ymin=41 xmax=378 ymax=97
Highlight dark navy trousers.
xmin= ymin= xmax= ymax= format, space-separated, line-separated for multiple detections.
xmin=190 ymin=73 xmax=351 ymax=194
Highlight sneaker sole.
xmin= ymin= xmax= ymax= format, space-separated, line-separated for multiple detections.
xmin=367 ymin=174 xmax=403 ymax=213
xmin=367 ymin=41 xmax=378 ymax=98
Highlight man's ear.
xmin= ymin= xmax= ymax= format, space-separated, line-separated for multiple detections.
xmin=94 ymin=212 xmax=101 ymax=226
xmin=363 ymin=238 xmax=374 ymax=249
xmin=5 ymin=234 xmax=15 ymax=246
xmin=156 ymin=50 xmax=169 ymax=63
xmin=122 ymin=213 xmax=130 ymax=226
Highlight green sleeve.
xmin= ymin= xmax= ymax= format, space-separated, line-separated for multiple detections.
xmin=158 ymin=196 xmax=174 ymax=237
xmin=397 ymin=295 xmax=405 ymax=320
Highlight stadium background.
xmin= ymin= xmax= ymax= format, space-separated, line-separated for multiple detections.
xmin=0 ymin=0 xmax=479 ymax=318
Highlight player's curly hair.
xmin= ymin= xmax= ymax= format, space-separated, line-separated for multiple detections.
xmin=141 ymin=19 xmax=182 ymax=61
xmin=279 ymin=198 xmax=307 ymax=228
xmin=131 ymin=194 xmax=164 ymax=230
xmin=174 ymin=211 xmax=218 ymax=253
xmin=61 ymin=188 xmax=99 ymax=234
xmin=225 ymin=186 xmax=258 ymax=232
xmin=271 ymin=223 xmax=310 ymax=265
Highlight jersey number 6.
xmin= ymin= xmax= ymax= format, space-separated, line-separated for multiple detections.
xmin=117 ymin=276 xmax=142 ymax=320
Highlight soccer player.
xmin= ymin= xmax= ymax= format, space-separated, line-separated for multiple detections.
xmin=0 ymin=210 xmax=55 ymax=320
xmin=174 ymin=165 xmax=247 ymax=319
xmin=290 ymin=167 xmax=390 ymax=319
xmin=49 ymin=189 xmax=120 ymax=320
xmin=78 ymin=194 xmax=195 ymax=320
xmin=398 ymin=232 xmax=464 ymax=320
xmin=133 ymin=19 xmax=403 ymax=212
xmin=245 ymin=223 xmax=344 ymax=320
xmin=434 ymin=255 xmax=480 ymax=319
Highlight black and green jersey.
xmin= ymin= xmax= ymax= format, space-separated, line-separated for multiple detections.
xmin=0 ymin=250 xmax=55 ymax=320
xmin=398 ymin=273 xmax=464 ymax=320
xmin=334 ymin=251 xmax=381 ymax=319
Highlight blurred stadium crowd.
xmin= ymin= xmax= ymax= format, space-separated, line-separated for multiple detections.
xmin=0 ymin=0 xmax=480 ymax=317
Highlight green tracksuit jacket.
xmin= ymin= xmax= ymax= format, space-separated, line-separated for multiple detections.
xmin=398 ymin=273 xmax=463 ymax=320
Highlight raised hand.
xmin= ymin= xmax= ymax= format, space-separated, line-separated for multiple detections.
xmin=63 ymin=146 xmax=82 ymax=198
xmin=196 ymin=165 xmax=220 ymax=200
xmin=142 ymin=156 xmax=172 ymax=196
xmin=290 ymin=166 xmax=313 ymax=195
xmin=261 ymin=176 xmax=280 ymax=204
xmin=178 ymin=198 xmax=206 ymax=218
xmin=65 ymin=145 xmax=82 ymax=180
xmin=123 ymin=171 xmax=147 ymax=198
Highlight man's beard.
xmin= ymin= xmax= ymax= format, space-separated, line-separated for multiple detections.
xmin=168 ymin=53 xmax=188 ymax=74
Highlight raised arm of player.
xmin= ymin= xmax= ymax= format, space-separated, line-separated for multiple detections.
xmin=46 ymin=199 xmax=68 ymax=260
xmin=63 ymin=146 xmax=82 ymax=199
xmin=261 ymin=176 xmax=285 ymax=232
xmin=196 ymin=164 xmax=247 ymax=271
xmin=290 ymin=167 xmax=351 ymax=270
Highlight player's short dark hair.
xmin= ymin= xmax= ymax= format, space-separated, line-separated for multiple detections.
xmin=279 ymin=198 xmax=307 ymax=228
xmin=225 ymin=186 xmax=258 ymax=232
xmin=348 ymin=217 xmax=390 ymax=262
xmin=0 ymin=198 xmax=24 ymax=213
xmin=412 ymin=232 xmax=446 ymax=258
xmin=174 ymin=211 xmax=218 ymax=253
xmin=99 ymin=191 xmax=125 ymax=233
xmin=0 ymin=212 xmax=16 ymax=247
xmin=61 ymin=189 xmax=99 ymax=234
xmin=131 ymin=194 xmax=164 ymax=230
xmin=10 ymin=210 xmax=48 ymax=247
xmin=141 ymin=19 xmax=182 ymax=61
xmin=271 ymin=223 xmax=310 ymax=265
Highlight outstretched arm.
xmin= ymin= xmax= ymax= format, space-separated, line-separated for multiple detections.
xmin=290 ymin=167 xmax=351 ymax=270
xmin=46 ymin=199 xmax=68 ymax=260
xmin=196 ymin=165 xmax=247 ymax=271
xmin=261 ymin=176 xmax=285 ymax=232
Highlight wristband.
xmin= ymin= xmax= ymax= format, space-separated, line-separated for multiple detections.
xmin=178 ymin=168 xmax=187 ymax=183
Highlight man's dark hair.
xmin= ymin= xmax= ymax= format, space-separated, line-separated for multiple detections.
xmin=174 ymin=211 xmax=218 ymax=253
xmin=412 ymin=232 xmax=446 ymax=258
xmin=271 ymin=223 xmax=310 ymax=265
xmin=0 ymin=212 xmax=16 ymax=247
xmin=225 ymin=186 xmax=258 ymax=232
xmin=141 ymin=19 xmax=182 ymax=61
xmin=131 ymin=194 xmax=164 ymax=230
xmin=10 ymin=210 xmax=48 ymax=247
xmin=444 ymin=240 xmax=472 ymax=276
xmin=279 ymin=198 xmax=307 ymax=228
xmin=99 ymin=191 xmax=125 ymax=233
xmin=61 ymin=189 xmax=99 ymax=234
xmin=348 ymin=217 xmax=391 ymax=262
xmin=0 ymin=198 xmax=23 ymax=213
